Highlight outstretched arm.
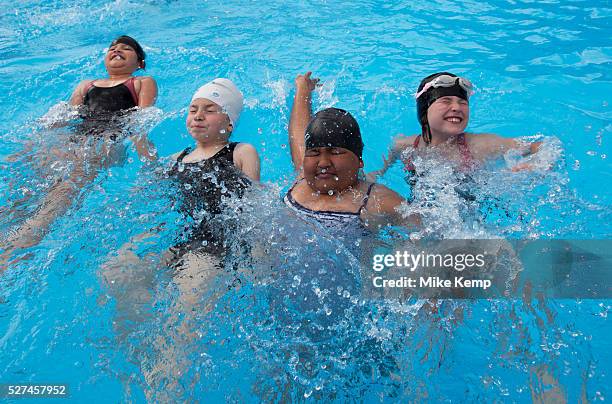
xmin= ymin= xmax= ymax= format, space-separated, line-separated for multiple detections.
xmin=476 ymin=134 xmax=545 ymax=171
xmin=288 ymin=72 xmax=319 ymax=171
xmin=366 ymin=135 xmax=414 ymax=181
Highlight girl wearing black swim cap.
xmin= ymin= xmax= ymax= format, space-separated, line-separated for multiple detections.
xmin=368 ymin=72 xmax=544 ymax=180
xmin=286 ymin=72 xmax=419 ymax=231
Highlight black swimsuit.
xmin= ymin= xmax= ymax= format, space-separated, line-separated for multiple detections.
xmin=169 ymin=142 xmax=251 ymax=256
xmin=82 ymin=78 xmax=138 ymax=116
xmin=75 ymin=78 xmax=139 ymax=140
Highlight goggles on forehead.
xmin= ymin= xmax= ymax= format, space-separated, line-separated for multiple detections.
xmin=415 ymin=75 xmax=474 ymax=99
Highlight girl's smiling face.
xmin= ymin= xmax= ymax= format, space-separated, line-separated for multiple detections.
xmin=104 ymin=42 xmax=141 ymax=74
xmin=427 ymin=96 xmax=470 ymax=137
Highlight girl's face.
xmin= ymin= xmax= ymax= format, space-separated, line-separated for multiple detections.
xmin=426 ymin=96 xmax=470 ymax=137
xmin=302 ymin=147 xmax=363 ymax=194
xmin=104 ymin=42 xmax=141 ymax=74
xmin=186 ymin=98 xmax=232 ymax=143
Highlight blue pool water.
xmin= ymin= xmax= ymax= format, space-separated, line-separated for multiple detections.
xmin=0 ymin=0 xmax=610 ymax=401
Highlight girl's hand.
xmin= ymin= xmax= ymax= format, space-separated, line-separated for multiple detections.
xmin=295 ymin=71 xmax=320 ymax=93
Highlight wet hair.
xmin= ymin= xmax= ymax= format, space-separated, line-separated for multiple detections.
xmin=305 ymin=108 xmax=363 ymax=159
xmin=416 ymin=72 xmax=468 ymax=143
xmin=109 ymin=35 xmax=146 ymax=69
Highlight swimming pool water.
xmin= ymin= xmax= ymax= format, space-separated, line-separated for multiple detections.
xmin=0 ymin=0 xmax=610 ymax=401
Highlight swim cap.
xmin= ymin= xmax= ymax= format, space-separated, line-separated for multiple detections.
xmin=191 ymin=78 xmax=244 ymax=126
xmin=416 ymin=72 xmax=468 ymax=127
xmin=110 ymin=35 xmax=146 ymax=68
xmin=305 ymin=108 xmax=363 ymax=159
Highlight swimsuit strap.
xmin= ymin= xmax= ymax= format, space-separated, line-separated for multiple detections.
xmin=83 ymin=80 xmax=96 ymax=95
xmin=213 ymin=142 xmax=238 ymax=161
xmin=286 ymin=177 xmax=303 ymax=198
xmin=358 ymin=183 xmax=376 ymax=214
xmin=176 ymin=147 xmax=192 ymax=163
xmin=123 ymin=77 xmax=139 ymax=106
xmin=403 ymin=136 xmax=420 ymax=173
xmin=177 ymin=143 xmax=238 ymax=164
xmin=457 ymin=132 xmax=474 ymax=169
xmin=227 ymin=142 xmax=239 ymax=154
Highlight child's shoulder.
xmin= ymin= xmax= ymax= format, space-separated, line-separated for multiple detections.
xmin=369 ymin=182 xmax=403 ymax=200
xmin=468 ymin=132 xmax=498 ymax=139
xmin=75 ymin=79 xmax=95 ymax=91
xmin=393 ymin=133 xmax=419 ymax=150
xmin=134 ymin=76 xmax=157 ymax=84
xmin=467 ymin=132 xmax=516 ymax=151
xmin=362 ymin=181 xmax=405 ymax=215
xmin=233 ymin=142 xmax=259 ymax=157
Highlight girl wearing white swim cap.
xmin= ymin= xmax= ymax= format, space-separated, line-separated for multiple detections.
xmin=172 ymin=78 xmax=259 ymax=180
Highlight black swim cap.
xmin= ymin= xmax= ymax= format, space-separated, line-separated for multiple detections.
xmin=416 ymin=72 xmax=468 ymax=127
xmin=305 ymin=108 xmax=363 ymax=159
xmin=110 ymin=35 xmax=146 ymax=68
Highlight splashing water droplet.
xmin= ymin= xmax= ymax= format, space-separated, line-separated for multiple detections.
xmin=291 ymin=275 xmax=301 ymax=288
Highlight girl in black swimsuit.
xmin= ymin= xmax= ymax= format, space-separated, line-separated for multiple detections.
xmin=99 ymin=79 xmax=259 ymax=394
xmin=165 ymin=78 xmax=260 ymax=270
xmin=1 ymin=36 xmax=158 ymax=268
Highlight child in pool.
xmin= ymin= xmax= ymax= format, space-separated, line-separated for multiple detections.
xmin=104 ymin=78 xmax=259 ymax=321
xmin=69 ymin=35 xmax=158 ymax=153
xmin=166 ymin=78 xmax=260 ymax=266
xmin=287 ymin=72 xmax=418 ymax=234
xmin=70 ymin=35 xmax=157 ymax=114
xmin=101 ymin=79 xmax=259 ymax=397
xmin=1 ymin=35 xmax=158 ymax=268
xmin=368 ymin=72 xmax=545 ymax=181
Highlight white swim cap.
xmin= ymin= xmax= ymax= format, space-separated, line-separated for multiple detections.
xmin=191 ymin=78 xmax=243 ymax=126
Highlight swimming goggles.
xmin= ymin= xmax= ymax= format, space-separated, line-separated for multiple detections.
xmin=415 ymin=75 xmax=474 ymax=99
